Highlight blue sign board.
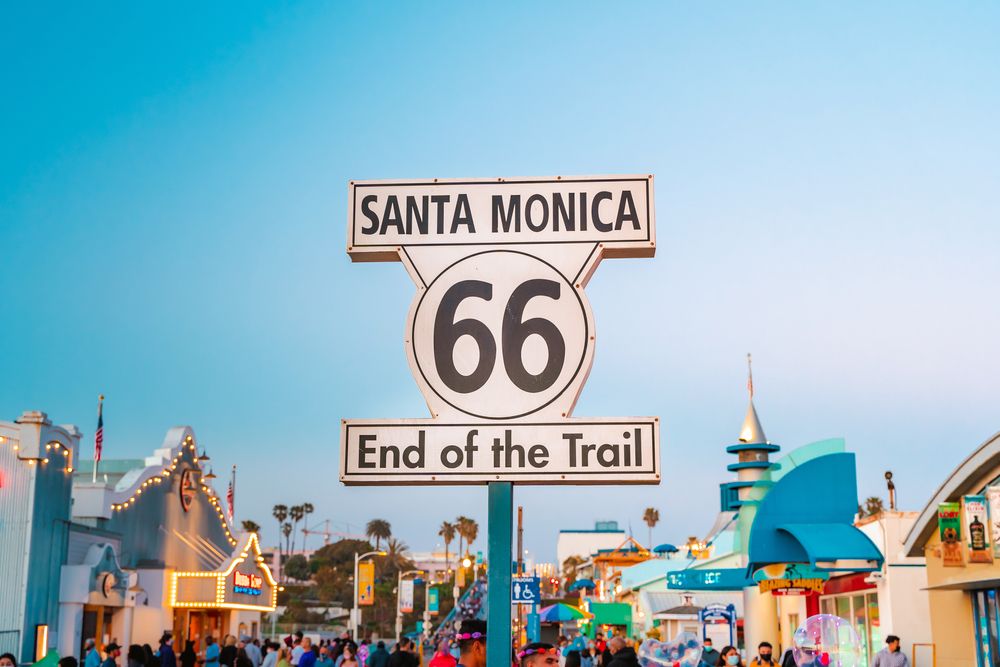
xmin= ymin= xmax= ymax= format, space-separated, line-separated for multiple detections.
xmin=428 ymin=586 xmax=439 ymax=614
xmin=527 ymin=610 xmax=541 ymax=641
xmin=699 ymin=603 xmax=736 ymax=623
xmin=666 ymin=569 xmax=752 ymax=591
xmin=512 ymin=576 xmax=541 ymax=605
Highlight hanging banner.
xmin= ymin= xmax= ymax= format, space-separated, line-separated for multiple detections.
xmin=358 ymin=561 xmax=376 ymax=605
xmin=428 ymin=586 xmax=439 ymax=615
xmin=457 ymin=567 xmax=466 ymax=588
xmin=964 ymin=495 xmax=994 ymax=564
xmin=399 ymin=579 xmax=415 ymax=613
xmin=985 ymin=486 xmax=1000 ymax=559
xmin=938 ymin=502 xmax=964 ymax=567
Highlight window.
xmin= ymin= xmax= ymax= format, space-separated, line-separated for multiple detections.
xmin=819 ymin=593 xmax=880 ymax=665
xmin=34 ymin=625 xmax=48 ymax=661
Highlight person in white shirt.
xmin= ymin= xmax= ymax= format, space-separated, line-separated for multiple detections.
xmin=291 ymin=633 xmax=305 ymax=667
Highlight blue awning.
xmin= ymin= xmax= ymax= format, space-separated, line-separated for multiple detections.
xmin=746 ymin=451 xmax=885 ymax=574
xmin=777 ymin=523 xmax=882 ymax=571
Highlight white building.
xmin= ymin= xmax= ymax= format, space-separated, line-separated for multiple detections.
xmin=557 ymin=521 xmax=627 ymax=570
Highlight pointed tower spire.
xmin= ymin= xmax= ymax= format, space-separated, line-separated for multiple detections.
xmin=738 ymin=353 xmax=768 ymax=444
xmin=722 ymin=354 xmax=779 ymax=511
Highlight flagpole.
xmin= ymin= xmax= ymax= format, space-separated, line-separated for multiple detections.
xmin=231 ymin=464 xmax=237 ymax=521
xmin=93 ymin=395 xmax=104 ymax=484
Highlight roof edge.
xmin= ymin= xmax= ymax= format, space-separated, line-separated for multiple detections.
xmin=904 ymin=429 xmax=1000 ymax=557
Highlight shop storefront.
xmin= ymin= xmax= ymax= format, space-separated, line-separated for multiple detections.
xmin=814 ymin=575 xmax=879 ymax=663
xmin=0 ymin=410 xmax=275 ymax=664
xmin=904 ymin=429 xmax=1000 ymax=667
xmin=169 ymin=533 xmax=277 ymax=650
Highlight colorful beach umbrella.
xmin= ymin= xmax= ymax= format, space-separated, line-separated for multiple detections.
xmin=539 ymin=602 xmax=593 ymax=622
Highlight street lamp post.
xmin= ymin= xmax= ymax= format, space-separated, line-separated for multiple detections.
xmin=352 ymin=550 xmax=385 ymax=639
xmin=395 ymin=569 xmax=424 ymax=640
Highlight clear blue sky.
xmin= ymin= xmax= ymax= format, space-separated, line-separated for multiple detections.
xmin=3 ymin=2 xmax=999 ymax=562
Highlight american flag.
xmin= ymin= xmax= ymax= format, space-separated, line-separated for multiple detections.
xmin=94 ymin=396 xmax=104 ymax=462
xmin=226 ymin=466 xmax=235 ymax=521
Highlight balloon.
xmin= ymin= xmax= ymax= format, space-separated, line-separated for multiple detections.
xmin=792 ymin=614 xmax=863 ymax=667
xmin=638 ymin=632 xmax=703 ymax=667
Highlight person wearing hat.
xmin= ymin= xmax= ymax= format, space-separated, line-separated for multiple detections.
xmin=516 ymin=643 xmax=560 ymax=667
xmin=102 ymin=644 xmax=122 ymax=667
xmin=453 ymin=620 xmax=487 ymax=667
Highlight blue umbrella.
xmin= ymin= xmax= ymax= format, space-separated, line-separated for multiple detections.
xmin=653 ymin=544 xmax=679 ymax=554
xmin=568 ymin=578 xmax=596 ymax=591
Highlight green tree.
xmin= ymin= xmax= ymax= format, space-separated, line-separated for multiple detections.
xmin=312 ymin=538 xmax=374 ymax=603
xmin=366 ymin=519 xmax=392 ymax=550
xmin=242 ymin=519 xmax=261 ymax=534
xmin=642 ymin=507 xmax=660 ymax=548
xmin=864 ymin=496 xmax=885 ymax=517
xmin=285 ymin=554 xmax=311 ymax=581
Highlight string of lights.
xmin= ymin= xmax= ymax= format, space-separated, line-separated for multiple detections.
xmin=168 ymin=533 xmax=279 ymax=610
xmin=0 ymin=434 xmax=75 ymax=474
xmin=108 ymin=434 xmax=237 ymax=547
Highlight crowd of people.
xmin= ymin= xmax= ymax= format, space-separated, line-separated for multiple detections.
xmin=2 ymin=620 xmax=907 ymax=667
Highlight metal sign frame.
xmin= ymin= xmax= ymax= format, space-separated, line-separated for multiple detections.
xmin=340 ymin=174 xmax=660 ymax=665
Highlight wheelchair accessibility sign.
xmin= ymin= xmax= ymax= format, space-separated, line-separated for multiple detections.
xmin=512 ymin=576 xmax=541 ymax=605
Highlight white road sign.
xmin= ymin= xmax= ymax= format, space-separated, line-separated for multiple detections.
xmin=348 ymin=176 xmax=654 ymax=259
xmin=340 ymin=175 xmax=660 ymax=486
xmin=340 ymin=419 xmax=658 ymax=485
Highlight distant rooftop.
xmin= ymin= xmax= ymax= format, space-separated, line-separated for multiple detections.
xmin=74 ymin=459 xmax=145 ymax=474
xmin=560 ymin=520 xmax=622 ymax=533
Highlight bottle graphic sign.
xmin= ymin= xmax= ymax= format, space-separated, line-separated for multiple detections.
xmin=964 ymin=495 xmax=994 ymax=564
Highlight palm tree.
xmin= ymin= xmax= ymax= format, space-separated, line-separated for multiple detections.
xmin=281 ymin=522 xmax=293 ymax=582
xmin=562 ymin=554 xmax=585 ymax=587
xmin=642 ymin=507 xmax=660 ymax=548
xmin=301 ymin=502 xmax=315 ymax=552
xmin=366 ymin=519 xmax=392 ymax=550
xmin=457 ymin=517 xmax=479 ymax=556
xmin=289 ymin=505 xmax=305 ymax=553
xmin=242 ymin=520 xmax=261 ymax=534
xmin=439 ymin=521 xmax=456 ymax=572
xmin=454 ymin=515 xmax=470 ymax=558
xmin=272 ymin=504 xmax=288 ymax=573
xmin=385 ymin=537 xmax=411 ymax=570
xmin=864 ymin=496 xmax=885 ymax=517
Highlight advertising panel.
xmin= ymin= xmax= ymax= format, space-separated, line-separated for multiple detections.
xmin=963 ymin=495 xmax=994 ymax=564
xmin=938 ymin=502 xmax=964 ymax=567
xmin=358 ymin=561 xmax=375 ymax=605
xmin=399 ymin=579 xmax=415 ymax=613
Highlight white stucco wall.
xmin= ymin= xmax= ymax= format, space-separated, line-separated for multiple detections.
xmin=557 ymin=530 xmax=626 ymax=568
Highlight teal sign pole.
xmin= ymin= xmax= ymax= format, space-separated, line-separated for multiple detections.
xmin=487 ymin=482 xmax=513 ymax=667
